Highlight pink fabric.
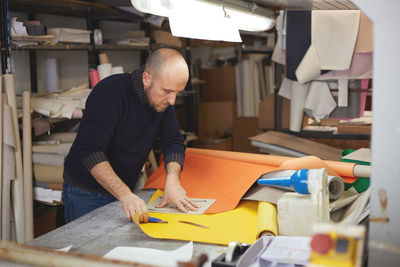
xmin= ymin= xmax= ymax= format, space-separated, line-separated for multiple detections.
xmin=317 ymin=52 xmax=373 ymax=80
xmin=360 ymin=79 xmax=369 ymax=117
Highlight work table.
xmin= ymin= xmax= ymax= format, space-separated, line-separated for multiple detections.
xmin=27 ymin=189 xmax=226 ymax=266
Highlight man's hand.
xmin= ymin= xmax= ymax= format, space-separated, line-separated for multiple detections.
xmin=156 ymin=162 xmax=200 ymax=213
xmin=90 ymin=161 xmax=149 ymax=223
xmin=120 ymin=192 xmax=149 ymax=223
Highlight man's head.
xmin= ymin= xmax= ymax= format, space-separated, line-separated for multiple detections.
xmin=142 ymin=48 xmax=189 ymax=112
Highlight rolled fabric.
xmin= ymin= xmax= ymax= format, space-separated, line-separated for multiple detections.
xmin=98 ymin=63 xmax=112 ymax=80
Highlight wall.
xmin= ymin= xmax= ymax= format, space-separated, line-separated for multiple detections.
xmin=9 ymin=12 xmax=141 ymax=94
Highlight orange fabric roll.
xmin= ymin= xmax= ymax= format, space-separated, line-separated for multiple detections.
xmin=144 ymin=148 xmax=356 ymax=214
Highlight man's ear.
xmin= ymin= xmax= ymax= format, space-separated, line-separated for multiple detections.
xmin=142 ymin=71 xmax=151 ymax=89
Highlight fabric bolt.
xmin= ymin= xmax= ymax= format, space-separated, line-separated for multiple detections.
xmin=272 ymin=11 xmax=286 ymax=65
xmin=32 ymin=153 xmax=65 ymax=166
xmin=32 ymin=143 xmax=72 ymax=156
xmin=354 ymin=12 xmax=373 ymax=53
xmin=286 ymin=10 xmax=311 ymax=81
xmin=63 ymin=66 xmax=185 ymax=197
xmin=304 ymin=81 xmax=337 ymax=122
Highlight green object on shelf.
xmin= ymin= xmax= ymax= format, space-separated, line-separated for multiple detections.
xmin=341 ymin=149 xmax=370 ymax=193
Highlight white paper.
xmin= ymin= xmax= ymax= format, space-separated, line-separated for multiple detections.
xmin=272 ymin=11 xmax=286 ymax=65
xmin=278 ymin=78 xmax=292 ymax=99
xmin=104 ymin=241 xmax=193 ymax=267
xmin=338 ymin=79 xmax=349 ymax=107
xmin=260 ymin=236 xmax=311 ymax=265
xmin=312 ymin=11 xmax=360 ymax=70
xmin=55 ymin=245 xmax=73 ymax=252
xmin=295 ymin=44 xmax=321 ymax=84
xmin=304 ymin=81 xmax=337 ymax=122
xmin=98 ymin=63 xmax=112 ymax=80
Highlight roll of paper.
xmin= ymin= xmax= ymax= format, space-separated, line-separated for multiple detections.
xmin=256 ymin=201 xmax=278 ymax=238
xmin=45 ymin=58 xmax=60 ymax=93
xmin=111 ymin=66 xmax=124 ymax=75
xmin=94 ymin=29 xmax=103 ymax=45
xmin=98 ymin=63 xmax=112 ymax=80
xmin=89 ymin=69 xmax=100 ymax=88
xmin=98 ymin=53 xmax=109 ymax=65
xmin=328 ymin=175 xmax=345 ymax=201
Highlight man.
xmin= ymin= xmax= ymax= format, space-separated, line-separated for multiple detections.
xmin=62 ymin=48 xmax=198 ymax=223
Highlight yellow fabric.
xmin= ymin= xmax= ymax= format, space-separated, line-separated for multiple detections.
xmin=138 ymin=190 xmax=278 ymax=245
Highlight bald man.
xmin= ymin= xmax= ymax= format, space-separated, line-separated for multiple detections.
xmin=62 ymin=48 xmax=198 ymax=223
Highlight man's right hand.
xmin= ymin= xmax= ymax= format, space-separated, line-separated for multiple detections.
xmin=90 ymin=161 xmax=149 ymax=223
xmin=120 ymin=192 xmax=149 ymax=223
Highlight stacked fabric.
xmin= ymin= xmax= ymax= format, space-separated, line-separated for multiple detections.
xmin=32 ymin=132 xmax=76 ymax=204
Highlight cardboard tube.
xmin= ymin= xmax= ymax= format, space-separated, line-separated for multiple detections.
xmin=256 ymin=201 xmax=278 ymax=238
xmin=98 ymin=63 xmax=112 ymax=80
xmin=354 ymin=164 xmax=371 ymax=178
xmin=4 ymin=74 xmax=25 ymax=243
xmin=98 ymin=53 xmax=109 ymax=64
xmin=23 ymin=91 xmax=34 ymax=241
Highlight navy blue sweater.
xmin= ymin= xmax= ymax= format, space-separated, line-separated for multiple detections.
xmin=63 ymin=66 xmax=185 ymax=195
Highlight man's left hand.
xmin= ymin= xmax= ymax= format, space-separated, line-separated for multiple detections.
xmin=156 ymin=176 xmax=199 ymax=213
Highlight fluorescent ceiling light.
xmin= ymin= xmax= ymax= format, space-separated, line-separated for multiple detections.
xmin=131 ymin=0 xmax=275 ymax=42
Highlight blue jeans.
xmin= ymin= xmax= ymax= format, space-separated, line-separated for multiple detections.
xmin=62 ymin=183 xmax=116 ymax=223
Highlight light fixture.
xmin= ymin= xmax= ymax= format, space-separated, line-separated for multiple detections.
xmin=131 ymin=0 xmax=275 ymax=42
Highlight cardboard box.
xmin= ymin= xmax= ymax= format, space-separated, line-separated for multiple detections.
xmin=258 ymin=93 xmax=290 ymax=129
xmin=194 ymin=137 xmax=233 ymax=151
xmin=152 ymin=30 xmax=182 ymax=47
xmin=233 ymin=117 xmax=262 ymax=153
xmin=198 ymin=101 xmax=236 ymax=138
xmin=201 ymin=66 xmax=236 ymax=102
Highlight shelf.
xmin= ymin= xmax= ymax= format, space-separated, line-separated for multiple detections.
xmin=278 ymin=129 xmax=371 ymax=140
xmin=96 ymin=44 xmax=149 ymax=51
xmin=10 ymin=43 xmax=149 ymax=51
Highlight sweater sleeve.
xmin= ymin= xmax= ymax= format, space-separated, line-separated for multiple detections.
xmin=158 ymin=106 xmax=185 ymax=170
xmin=77 ymin=77 xmax=123 ymax=171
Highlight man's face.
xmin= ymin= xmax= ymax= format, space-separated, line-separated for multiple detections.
xmin=143 ymin=71 xmax=186 ymax=112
